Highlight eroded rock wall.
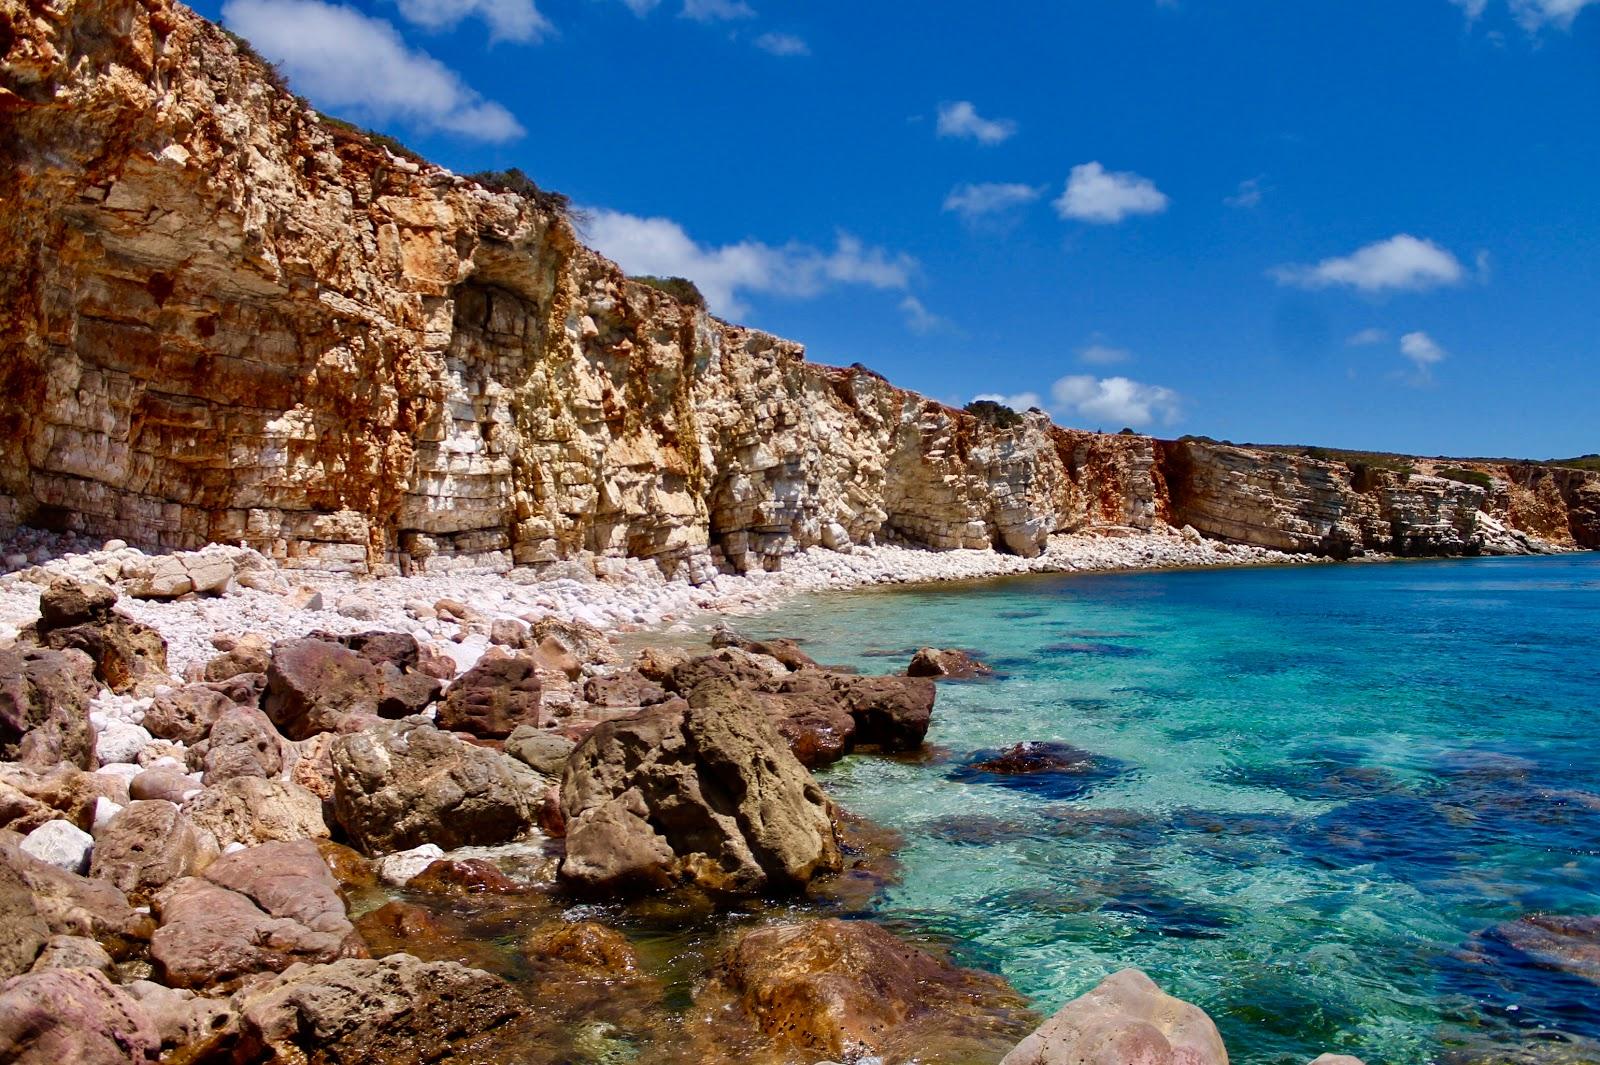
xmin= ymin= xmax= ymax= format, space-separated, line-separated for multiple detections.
xmin=1 ymin=0 xmax=1594 ymax=574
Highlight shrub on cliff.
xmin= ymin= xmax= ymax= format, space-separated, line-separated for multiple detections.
xmin=466 ymin=168 xmax=577 ymax=221
xmin=631 ymin=276 xmax=708 ymax=309
xmin=964 ymin=400 xmax=1025 ymax=429
xmin=1436 ymin=466 xmax=1494 ymax=490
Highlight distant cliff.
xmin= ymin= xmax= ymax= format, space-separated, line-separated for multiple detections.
xmin=2 ymin=0 xmax=1595 ymax=577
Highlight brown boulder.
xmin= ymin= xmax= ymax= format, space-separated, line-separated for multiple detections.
xmin=262 ymin=637 xmax=384 ymax=740
xmin=28 ymin=933 xmax=114 ymax=975
xmin=559 ymin=681 xmax=841 ymax=896
xmin=529 ymin=616 xmax=616 ymax=667
xmin=330 ymin=720 xmax=545 ymax=854
xmin=434 ymin=648 xmax=544 ymax=738
xmin=33 ymin=594 xmax=169 ymax=696
xmin=908 ymin=646 xmax=995 ymax=679
xmin=0 ymin=857 xmax=48 ymax=979
xmin=504 ymin=725 xmax=577 ymax=776
xmin=144 ymin=682 xmax=242 ymax=744
xmin=183 ymin=777 xmax=328 ymax=849
xmin=0 ymin=647 xmax=99 ymax=769
xmin=87 ymin=800 xmax=215 ymax=903
xmin=228 ymin=954 xmax=526 ymax=1065
xmin=0 ymin=968 xmax=160 ymax=1065
xmin=195 ymin=705 xmax=287 ymax=783
xmin=1000 ymin=969 xmax=1228 ymax=1065
xmin=583 ymin=669 xmax=670 ymax=708
xmin=202 ymin=633 xmax=272 ymax=682
xmin=0 ymin=763 xmax=102 ymax=832
xmin=0 ymin=843 xmax=149 ymax=957
xmin=710 ymin=628 xmax=819 ymax=671
xmin=713 ymin=918 xmax=1035 ymax=1063
xmin=37 ymin=578 xmax=118 ymax=630
xmin=150 ymin=839 xmax=364 ymax=989
xmin=829 ymin=673 xmax=934 ymax=752
xmin=408 ymin=858 xmax=522 ymax=897
xmin=522 ymin=921 xmax=638 ymax=977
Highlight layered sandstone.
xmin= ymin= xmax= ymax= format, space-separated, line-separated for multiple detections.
xmin=1 ymin=0 xmax=1594 ymax=575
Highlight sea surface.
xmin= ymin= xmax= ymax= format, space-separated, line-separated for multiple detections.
xmin=742 ymin=553 xmax=1600 ymax=1065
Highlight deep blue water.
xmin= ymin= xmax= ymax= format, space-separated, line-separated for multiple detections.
xmin=745 ymin=554 xmax=1600 ymax=1065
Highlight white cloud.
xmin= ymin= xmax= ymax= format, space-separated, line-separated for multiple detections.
xmin=1400 ymin=330 xmax=1448 ymax=368
xmin=1450 ymin=0 xmax=1489 ymax=18
xmin=680 ymin=0 xmax=753 ymax=21
xmin=1051 ymin=375 xmax=1182 ymax=428
xmin=1225 ymin=177 xmax=1264 ymax=208
xmin=942 ymin=182 xmax=1040 ymax=222
xmin=1347 ymin=327 xmax=1390 ymax=346
xmin=1055 ymin=162 xmax=1170 ymax=224
xmin=583 ymin=208 xmax=917 ymax=318
xmin=223 ymin=0 xmax=524 ymax=141
xmin=899 ymin=296 xmax=947 ymax=335
xmin=936 ymin=101 xmax=1017 ymax=146
xmin=754 ymin=32 xmax=809 ymax=55
xmin=617 ymin=0 xmax=659 ymax=13
xmin=393 ymin=0 xmax=549 ymax=41
xmin=1271 ymin=234 xmax=1467 ymax=292
xmin=972 ymin=391 xmax=1043 ymax=412
xmin=1510 ymin=0 xmax=1599 ymax=28
xmin=1078 ymin=343 xmax=1132 ymax=366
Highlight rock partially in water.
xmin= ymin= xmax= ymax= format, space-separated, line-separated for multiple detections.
xmin=522 ymin=921 xmax=639 ymax=978
xmin=560 ymin=681 xmax=841 ymax=896
xmin=709 ymin=628 xmax=819 ymax=672
xmin=407 ymin=858 xmax=523 ymax=897
xmin=1492 ymin=914 xmax=1600 ymax=984
xmin=1000 ymin=968 xmax=1227 ymax=1065
xmin=907 ymin=646 xmax=996 ymax=680
xmin=954 ymin=741 xmax=1126 ymax=801
xmin=705 ymin=917 xmax=1036 ymax=1064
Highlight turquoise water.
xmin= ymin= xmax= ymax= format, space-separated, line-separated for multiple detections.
xmin=744 ymin=555 xmax=1600 ymax=1065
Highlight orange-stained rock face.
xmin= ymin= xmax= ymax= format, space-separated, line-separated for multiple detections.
xmin=1 ymin=0 xmax=1593 ymax=575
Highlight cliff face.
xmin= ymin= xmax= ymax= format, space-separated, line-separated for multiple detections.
xmin=0 ymin=0 xmax=1594 ymax=576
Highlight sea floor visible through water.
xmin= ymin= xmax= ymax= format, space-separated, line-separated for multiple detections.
xmin=739 ymin=553 xmax=1600 ymax=1065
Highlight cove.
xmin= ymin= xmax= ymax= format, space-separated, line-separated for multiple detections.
xmin=742 ymin=553 xmax=1600 ymax=1065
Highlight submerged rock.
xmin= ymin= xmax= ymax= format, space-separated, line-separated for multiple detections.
xmin=1000 ymin=968 xmax=1227 ymax=1065
xmin=559 ymin=681 xmax=841 ymax=895
xmin=955 ymin=741 xmax=1126 ymax=801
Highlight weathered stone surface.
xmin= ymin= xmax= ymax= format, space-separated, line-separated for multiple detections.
xmin=195 ymin=706 xmax=286 ymax=783
xmin=183 ymin=777 xmax=328 ymax=849
xmin=908 ymin=646 xmax=995 ymax=679
xmin=87 ymin=800 xmax=214 ymax=902
xmin=504 ymin=725 xmax=577 ymax=776
xmin=827 ymin=674 xmax=935 ymax=751
xmin=407 ymin=858 xmax=522 ymax=897
xmin=227 ymin=955 xmax=526 ymax=1064
xmin=712 ymin=918 xmax=1035 ymax=1064
xmin=0 ymin=968 xmax=160 ymax=1065
xmin=522 ymin=921 xmax=638 ymax=976
xmin=37 ymin=578 xmax=117 ymax=630
xmin=0 ymin=647 xmax=98 ymax=769
xmin=32 ymin=599 xmax=169 ymax=697
xmin=0 ymin=858 xmax=49 ymax=979
xmin=0 ymin=763 xmax=102 ymax=832
xmin=150 ymin=839 xmax=363 ymax=989
xmin=28 ymin=933 xmax=114 ymax=974
xmin=202 ymin=635 xmax=271 ymax=683
xmin=0 ymin=843 xmax=148 ymax=955
xmin=1000 ymin=968 xmax=1228 ymax=1065
xmin=560 ymin=682 xmax=841 ymax=895
xmin=710 ymin=628 xmax=819 ymax=671
xmin=262 ymin=638 xmax=384 ymax=740
xmin=19 ymin=819 xmax=93 ymax=873
xmin=129 ymin=767 xmax=199 ymax=804
xmin=331 ymin=720 xmax=544 ymax=853
xmin=144 ymin=682 xmax=241 ymax=744
xmin=434 ymin=648 xmax=543 ymax=738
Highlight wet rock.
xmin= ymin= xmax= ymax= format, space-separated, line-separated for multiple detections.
xmin=908 ymin=646 xmax=995 ymax=679
xmin=183 ymin=777 xmax=328 ymax=849
xmin=314 ymin=840 xmax=376 ymax=892
xmin=0 ymin=646 xmax=99 ymax=768
xmin=522 ymin=921 xmax=638 ymax=977
xmin=28 ymin=933 xmax=113 ymax=974
xmin=87 ymin=800 xmax=215 ymax=903
xmin=351 ymin=901 xmax=500 ymax=970
xmin=712 ymin=918 xmax=1034 ymax=1064
xmin=227 ymin=954 xmax=526 ymax=1065
xmin=1491 ymin=913 xmax=1600 ymax=984
xmin=194 ymin=706 xmax=286 ymax=783
xmin=331 ymin=720 xmax=545 ymax=854
xmin=374 ymin=844 xmax=445 ymax=887
xmin=1000 ymin=968 xmax=1227 ymax=1065
xmin=504 ymin=725 xmax=576 ymax=776
xmin=434 ymin=648 xmax=544 ymax=738
xmin=828 ymin=673 xmax=935 ymax=751
xmin=407 ymin=857 xmax=522 ymax=897
xmin=19 ymin=819 xmax=93 ymax=873
xmin=560 ymin=681 xmax=842 ymax=895
xmin=754 ymin=681 xmax=858 ymax=768
xmin=150 ymin=839 xmax=364 ymax=989
xmin=0 ymin=968 xmax=160 ymax=1064
xmin=0 ymin=857 xmax=48 ymax=978
xmin=956 ymin=741 xmax=1126 ymax=801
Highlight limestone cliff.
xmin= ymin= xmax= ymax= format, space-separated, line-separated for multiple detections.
xmin=1 ymin=0 xmax=1594 ymax=576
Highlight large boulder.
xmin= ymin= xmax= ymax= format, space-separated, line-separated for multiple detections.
xmin=87 ymin=800 xmax=215 ymax=903
xmin=0 ymin=968 xmax=160 ymax=1064
xmin=150 ymin=839 xmax=364 ymax=989
xmin=0 ymin=763 xmax=104 ymax=832
xmin=330 ymin=720 xmax=544 ymax=854
xmin=0 ymin=843 xmax=149 ymax=957
xmin=31 ymin=579 xmax=168 ymax=696
xmin=504 ymin=725 xmax=577 ymax=776
xmin=0 ymin=858 xmax=48 ymax=979
xmin=227 ymin=954 xmax=526 ymax=1065
xmin=201 ymin=633 xmax=271 ymax=682
xmin=827 ymin=673 xmax=934 ymax=751
xmin=0 ymin=646 xmax=99 ymax=768
xmin=710 ymin=918 xmax=1035 ymax=1064
xmin=143 ymin=682 xmax=241 ymax=744
xmin=559 ymin=681 xmax=841 ymax=895
xmin=194 ymin=706 xmax=287 ymax=783
xmin=434 ymin=648 xmax=544 ymax=738
xmin=183 ymin=777 xmax=329 ymax=849
xmin=1000 ymin=969 xmax=1228 ymax=1065
xmin=263 ymin=633 xmax=441 ymax=740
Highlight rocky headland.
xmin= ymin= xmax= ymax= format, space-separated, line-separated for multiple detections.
xmin=2 ymin=0 xmax=1598 ymax=1062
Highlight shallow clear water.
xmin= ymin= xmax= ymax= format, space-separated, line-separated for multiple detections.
xmin=744 ymin=554 xmax=1600 ymax=1065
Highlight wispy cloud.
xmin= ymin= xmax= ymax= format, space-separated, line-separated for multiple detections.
xmin=583 ymin=208 xmax=917 ymax=318
xmin=1078 ymin=343 xmax=1133 ymax=366
xmin=936 ymin=101 xmax=1017 ymax=145
xmin=1347 ymin=327 xmax=1390 ymax=346
xmin=616 ymin=0 xmax=659 ymax=13
xmin=223 ymin=0 xmax=524 ymax=141
xmin=1401 ymin=330 xmax=1448 ymax=368
xmin=1225 ymin=176 xmax=1265 ymax=208
xmin=942 ymin=182 xmax=1041 ymax=223
xmin=680 ymin=0 xmax=753 ymax=22
xmin=899 ymin=296 xmax=949 ymax=335
xmin=1271 ymin=234 xmax=1468 ymax=293
xmin=393 ymin=0 xmax=551 ymax=41
xmin=754 ymin=31 xmax=808 ymax=55
xmin=1055 ymin=162 xmax=1169 ymax=224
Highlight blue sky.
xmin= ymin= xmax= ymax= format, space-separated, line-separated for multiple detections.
xmin=200 ymin=0 xmax=1599 ymax=458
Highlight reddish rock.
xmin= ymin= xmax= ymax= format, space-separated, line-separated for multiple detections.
xmin=196 ymin=706 xmax=287 ymax=783
xmin=407 ymin=858 xmax=522 ymax=897
xmin=262 ymin=638 xmax=384 ymax=740
xmin=0 ymin=968 xmax=160 ymax=1065
xmin=88 ymin=800 xmax=215 ymax=903
xmin=522 ymin=921 xmax=638 ymax=976
xmin=144 ymin=683 xmax=239 ymax=744
xmin=0 ymin=764 xmax=103 ymax=833
xmin=0 ymin=647 xmax=99 ymax=769
xmin=202 ymin=634 xmax=271 ymax=683
xmin=434 ymin=648 xmax=544 ymax=738
xmin=1000 ymin=969 xmax=1227 ymax=1065
xmin=828 ymin=673 xmax=934 ymax=752
xmin=710 ymin=628 xmax=819 ymax=671
xmin=907 ymin=646 xmax=995 ymax=680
